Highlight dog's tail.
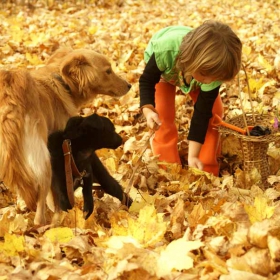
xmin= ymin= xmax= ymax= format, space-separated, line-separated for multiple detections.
xmin=0 ymin=70 xmax=39 ymax=211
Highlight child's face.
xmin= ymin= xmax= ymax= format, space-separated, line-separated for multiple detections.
xmin=192 ymin=71 xmax=217 ymax=84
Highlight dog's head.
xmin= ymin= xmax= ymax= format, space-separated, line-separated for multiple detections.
xmin=63 ymin=113 xmax=123 ymax=151
xmin=49 ymin=49 xmax=131 ymax=104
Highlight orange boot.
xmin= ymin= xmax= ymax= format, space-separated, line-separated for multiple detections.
xmin=152 ymin=81 xmax=181 ymax=164
xmin=189 ymin=90 xmax=224 ymax=176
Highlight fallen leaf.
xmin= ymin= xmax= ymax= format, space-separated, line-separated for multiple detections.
xmin=244 ymin=196 xmax=275 ymax=224
xmin=0 ymin=233 xmax=25 ymax=256
xmin=156 ymin=238 xmax=204 ymax=277
xmin=110 ymin=205 xmax=167 ymax=247
xmin=44 ymin=227 xmax=74 ymax=243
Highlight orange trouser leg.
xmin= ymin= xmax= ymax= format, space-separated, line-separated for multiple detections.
xmin=152 ymin=82 xmax=181 ymax=164
xmin=189 ymin=90 xmax=224 ymax=176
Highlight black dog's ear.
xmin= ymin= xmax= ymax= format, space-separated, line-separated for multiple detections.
xmin=80 ymin=113 xmax=104 ymax=130
xmin=63 ymin=114 xmax=105 ymax=139
xmin=48 ymin=130 xmax=64 ymax=152
xmin=63 ymin=116 xmax=84 ymax=139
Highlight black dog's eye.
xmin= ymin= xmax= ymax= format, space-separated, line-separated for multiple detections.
xmin=106 ymin=68 xmax=112 ymax=75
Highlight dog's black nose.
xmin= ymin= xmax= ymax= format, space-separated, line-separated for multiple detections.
xmin=128 ymin=83 xmax=132 ymax=89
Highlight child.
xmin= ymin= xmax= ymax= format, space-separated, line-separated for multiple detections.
xmin=139 ymin=20 xmax=242 ymax=176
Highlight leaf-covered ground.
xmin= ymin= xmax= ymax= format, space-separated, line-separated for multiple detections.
xmin=1 ymin=0 xmax=280 ymax=279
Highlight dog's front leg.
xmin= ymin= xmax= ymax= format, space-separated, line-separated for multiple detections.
xmin=90 ymin=153 xmax=132 ymax=207
xmin=34 ymin=197 xmax=46 ymax=225
xmin=81 ymin=172 xmax=94 ymax=220
xmin=34 ymin=181 xmax=50 ymax=225
xmin=51 ymin=172 xmax=73 ymax=212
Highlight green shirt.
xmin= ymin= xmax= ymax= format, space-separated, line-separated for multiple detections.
xmin=144 ymin=26 xmax=221 ymax=93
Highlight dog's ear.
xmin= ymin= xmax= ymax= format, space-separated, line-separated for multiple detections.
xmin=63 ymin=114 xmax=106 ymax=139
xmin=80 ymin=113 xmax=104 ymax=130
xmin=60 ymin=54 xmax=94 ymax=95
xmin=63 ymin=116 xmax=84 ymax=139
xmin=48 ymin=130 xmax=64 ymax=153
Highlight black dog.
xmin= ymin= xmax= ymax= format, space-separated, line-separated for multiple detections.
xmin=48 ymin=113 xmax=132 ymax=219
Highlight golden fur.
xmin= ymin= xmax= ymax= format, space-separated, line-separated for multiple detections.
xmin=0 ymin=48 xmax=131 ymax=225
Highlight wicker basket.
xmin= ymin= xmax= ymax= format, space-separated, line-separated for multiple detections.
xmin=217 ymin=113 xmax=280 ymax=184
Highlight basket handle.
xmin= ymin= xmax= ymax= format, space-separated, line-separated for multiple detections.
xmin=212 ymin=114 xmax=248 ymax=135
xmin=238 ymin=65 xmax=256 ymax=135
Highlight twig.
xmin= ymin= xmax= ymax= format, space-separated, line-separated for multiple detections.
xmin=125 ymin=130 xmax=155 ymax=194
xmin=238 ymin=71 xmax=250 ymax=136
xmin=242 ymin=64 xmax=256 ymax=123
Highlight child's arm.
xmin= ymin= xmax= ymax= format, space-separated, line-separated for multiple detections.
xmin=139 ymin=53 xmax=163 ymax=129
xmin=187 ymin=87 xmax=220 ymax=170
xmin=188 ymin=140 xmax=204 ymax=170
xmin=142 ymin=107 xmax=161 ymax=129
xmin=139 ymin=53 xmax=162 ymax=109
xmin=188 ymin=87 xmax=220 ymax=143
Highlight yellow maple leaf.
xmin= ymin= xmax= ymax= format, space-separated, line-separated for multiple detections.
xmin=11 ymin=25 xmax=25 ymax=43
xmin=26 ymin=53 xmax=43 ymax=65
xmin=129 ymin=193 xmax=159 ymax=213
xmin=0 ymin=233 xmax=25 ymax=256
xmin=244 ymin=196 xmax=275 ymax=224
xmin=258 ymin=54 xmax=274 ymax=72
xmin=188 ymin=166 xmax=213 ymax=180
xmin=243 ymin=45 xmax=251 ymax=56
xmin=248 ymin=78 xmax=263 ymax=93
xmin=110 ymin=205 xmax=167 ymax=247
xmin=88 ymin=26 xmax=98 ymax=35
xmin=156 ymin=238 xmax=204 ymax=277
xmin=27 ymin=33 xmax=49 ymax=46
xmin=44 ymin=227 xmax=74 ymax=243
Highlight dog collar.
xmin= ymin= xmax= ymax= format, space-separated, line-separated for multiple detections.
xmin=52 ymin=73 xmax=71 ymax=94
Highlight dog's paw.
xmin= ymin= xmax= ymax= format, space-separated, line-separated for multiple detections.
xmin=51 ymin=211 xmax=63 ymax=227
xmin=83 ymin=208 xmax=93 ymax=220
xmin=59 ymin=195 xmax=73 ymax=212
xmin=121 ymin=192 xmax=133 ymax=208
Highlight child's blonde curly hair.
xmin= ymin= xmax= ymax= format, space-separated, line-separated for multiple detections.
xmin=176 ymin=20 xmax=242 ymax=84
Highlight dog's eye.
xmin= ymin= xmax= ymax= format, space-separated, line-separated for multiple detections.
xmin=106 ymin=68 xmax=112 ymax=75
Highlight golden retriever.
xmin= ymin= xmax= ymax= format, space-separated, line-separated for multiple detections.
xmin=0 ymin=48 xmax=131 ymax=225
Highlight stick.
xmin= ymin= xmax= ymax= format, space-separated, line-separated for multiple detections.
xmin=125 ymin=130 xmax=155 ymax=194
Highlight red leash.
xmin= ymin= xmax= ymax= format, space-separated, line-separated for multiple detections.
xmin=62 ymin=139 xmax=87 ymax=207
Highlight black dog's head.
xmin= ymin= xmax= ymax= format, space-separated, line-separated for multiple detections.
xmin=63 ymin=113 xmax=122 ymax=151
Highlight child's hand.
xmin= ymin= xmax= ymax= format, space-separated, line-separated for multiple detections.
xmin=188 ymin=156 xmax=204 ymax=170
xmin=188 ymin=141 xmax=204 ymax=170
xmin=142 ymin=107 xmax=162 ymax=130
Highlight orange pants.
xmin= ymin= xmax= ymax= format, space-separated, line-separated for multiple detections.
xmin=152 ymin=81 xmax=224 ymax=176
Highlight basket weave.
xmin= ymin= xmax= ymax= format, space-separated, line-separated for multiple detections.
xmin=217 ymin=113 xmax=280 ymax=184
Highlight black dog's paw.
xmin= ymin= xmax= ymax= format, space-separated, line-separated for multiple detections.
xmin=83 ymin=191 xmax=94 ymax=220
xmin=121 ymin=192 xmax=133 ymax=208
xmin=59 ymin=194 xmax=73 ymax=212
xmin=83 ymin=202 xmax=94 ymax=219
xmin=83 ymin=208 xmax=93 ymax=220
